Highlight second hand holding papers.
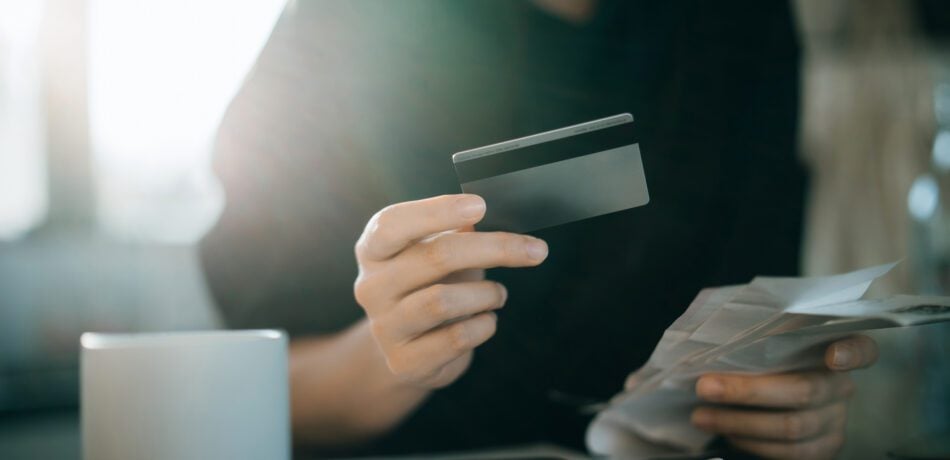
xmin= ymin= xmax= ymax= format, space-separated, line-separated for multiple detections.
xmin=587 ymin=262 xmax=950 ymax=457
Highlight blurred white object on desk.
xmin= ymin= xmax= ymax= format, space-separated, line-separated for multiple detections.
xmin=81 ymin=329 xmax=289 ymax=460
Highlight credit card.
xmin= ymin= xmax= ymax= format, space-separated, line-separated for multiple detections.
xmin=452 ymin=113 xmax=649 ymax=233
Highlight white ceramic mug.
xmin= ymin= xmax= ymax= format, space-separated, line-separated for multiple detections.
xmin=81 ymin=329 xmax=289 ymax=460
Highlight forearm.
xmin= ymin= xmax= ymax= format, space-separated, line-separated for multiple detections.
xmin=289 ymin=318 xmax=430 ymax=447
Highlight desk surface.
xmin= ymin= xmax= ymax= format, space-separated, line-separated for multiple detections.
xmin=0 ymin=410 xmax=589 ymax=460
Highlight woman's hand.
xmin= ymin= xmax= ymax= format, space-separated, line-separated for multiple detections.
xmin=692 ymin=335 xmax=879 ymax=459
xmin=353 ymin=194 xmax=548 ymax=389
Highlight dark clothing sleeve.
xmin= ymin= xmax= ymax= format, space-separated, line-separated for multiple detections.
xmin=200 ymin=0 xmax=805 ymax=455
xmin=199 ymin=4 xmax=372 ymax=335
xmin=199 ymin=1 xmax=519 ymax=335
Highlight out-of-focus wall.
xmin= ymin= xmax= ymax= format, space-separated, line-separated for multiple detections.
xmin=798 ymin=0 xmax=935 ymax=296
xmin=0 ymin=237 xmax=220 ymax=410
xmin=0 ymin=0 xmax=286 ymax=412
xmin=795 ymin=0 xmax=947 ymax=456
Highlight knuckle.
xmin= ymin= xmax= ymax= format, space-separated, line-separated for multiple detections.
xmin=720 ymin=378 xmax=743 ymax=401
xmin=804 ymin=386 xmax=819 ymax=407
xmin=781 ymin=413 xmax=806 ymax=440
xmin=357 ymin=207 xmax=398 ymax=260
xmin=422 ymin=284 xmax=451 ymax=319
xmin=385 ymin=353 xmax=411 ymax=378
xmin=483 ymin=233 xmax=516 ymax=263
xmin=368 ymin=319 xmax=387 ymax=341
xmin=422 ymin=237 xmax=453 ymax=270
xmin=353 ymin=275 xmax=373 ymax=309
xmin=364 ymin=213 xmax=384 ymax=236
xmin=502 ymin=234 xmax=527 ymax=262
xmin=424 ymin=366 xmax=456 ymax=389
xmin=371 ymin=223 xmax=393 ymax=247
xmin=448 ymin=321 xmax=472 ymax=353
xmin=372 ymin=205 xmax=396 ymax=232
xmin=354 ymin=236 xmax=369 ymax=259
xmin=498 ymin=234 xmax=518 ymax=259
xmin=794 ymin=374 xmax=819 ymax=406
xmin=385 ymin=352 xmax=430 ymax=383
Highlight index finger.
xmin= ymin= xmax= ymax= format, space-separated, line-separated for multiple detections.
xmin=356 ymin=194 xmax=486 ymax=261
xmin=696 ymin=371 xmax=854 ymax=409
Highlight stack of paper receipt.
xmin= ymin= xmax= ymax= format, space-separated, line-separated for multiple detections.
xmin=586 ymin=263 xmax=950 ymax=457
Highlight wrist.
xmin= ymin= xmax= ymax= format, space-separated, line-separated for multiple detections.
xmin=289 ymin=320 xmax=431 ymax=446
xmin=338 ymin=320 xmax=432 ymax=436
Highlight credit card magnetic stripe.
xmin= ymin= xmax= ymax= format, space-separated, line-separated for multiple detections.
xmin=452 ymin=121 xmax=639 ymax=183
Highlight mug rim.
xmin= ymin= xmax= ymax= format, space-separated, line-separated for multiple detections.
xmin=80 ymin=329 xmax=284 ymax=350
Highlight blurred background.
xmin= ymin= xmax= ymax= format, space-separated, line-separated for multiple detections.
xmin=0 ymin=0 xmax=947 ymax=458
xmin=0 ymin=0 xmax=284 ymax=456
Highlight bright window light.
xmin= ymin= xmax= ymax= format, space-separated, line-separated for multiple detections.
xmin=0 ymin=0 xmax=47 ymax=241
xmin=934 ymin=130 xmax=950 ymax=171
xmin=88 ymin=0 xmax=285 ymax=243
xmin=909 ymin=175 xmax=939 ymax=222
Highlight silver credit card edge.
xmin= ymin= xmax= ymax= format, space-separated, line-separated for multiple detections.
xmin=451 ymin=113 xmax=634 ymax=164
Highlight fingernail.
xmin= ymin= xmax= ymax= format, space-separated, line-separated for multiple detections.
xmin=691 ymin=409 xmax=714 ymax=430
xmin=697 ymin=377 xmax=724 ymax=399
xmin=526 ymin=240 xmax=548 ymax=261
xmin=833 ymin=346 xmax=853 ymax=369
xmin=458 ymin=195 xmax=486 ymax=219
xmin=499 ymin=284 xmax=508 ymax=304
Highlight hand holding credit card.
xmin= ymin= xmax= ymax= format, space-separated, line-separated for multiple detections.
xmin=452 ymin=114 xmax=649 ymax=232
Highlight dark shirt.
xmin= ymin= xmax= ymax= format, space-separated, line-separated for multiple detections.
xmin=200 ymin=1 xmax=806 ymax=455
